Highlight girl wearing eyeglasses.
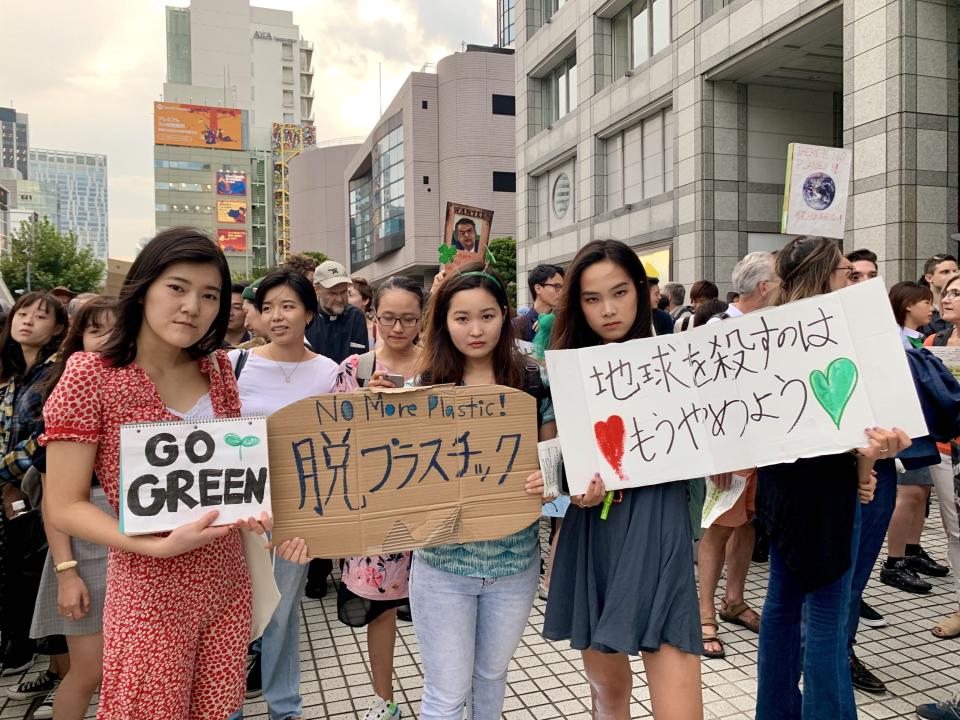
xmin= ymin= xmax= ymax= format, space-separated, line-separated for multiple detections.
xmin=335 ymin=276 xmax=425 ymax=720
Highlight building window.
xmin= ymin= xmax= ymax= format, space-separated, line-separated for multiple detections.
xmin=283 ymin=90 xmax=294 ymax=108
xmin=604 ymin=108 xmax=674 ymax=208
xmin=282 ymin=66 xmax=294 ymax=84
xmin=493 ymin=171 xmax=516 ymax=192
xmin=611 ymin=0 xmax=671 ymax=77
xmin=283 ymin=113 xmax=294 ymax=123
xmin=552 ymin=173 xmax=571 ymax=218
xmin=282 ymin=42 xmax=293 ymax=61
xmin=423 ymin=176 xmax=430 ymax=184
xmin=349 ymin=176 xmax=373 ymax=268
xmin=421 ymin=100 xmax=428 ymax=109
xmin=543 ymin=0 xmax=567 ymax=23
xmin=499 ymin=0 xmax=516 ymax=46
xmin=371 ymin=125 xmax=405 ymax=254
xmin=492 ymin=94 xmax=516 ymax=116
xmin=543 ymin=54 xmax=577 ymax=127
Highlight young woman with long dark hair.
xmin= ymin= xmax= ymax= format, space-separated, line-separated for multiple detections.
xmin=408 ymin=262 xmax=550 ymax=719
xmin=541 ymin=240 xmax=702 ymax=720
xmin=0 ymin=291 xmax=68 ymax=678
xmin=41 ymin=228 xmax=303 ymax=719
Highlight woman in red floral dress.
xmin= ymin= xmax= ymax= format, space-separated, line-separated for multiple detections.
xmin=41 ymin=228 xmax=306 ymax=720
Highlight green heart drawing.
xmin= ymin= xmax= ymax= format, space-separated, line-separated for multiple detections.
xmin=809 ymin=358 xmax=859 ymax=430
xmin=438 ymin=244 xmax=458 ymax=264
xmin=225 ymin=433 xmax=261 ymax=462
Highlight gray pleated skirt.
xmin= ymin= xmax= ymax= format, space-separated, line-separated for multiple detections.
xmin=30 ymin=487 xmax=111 ymax=638
xmin=543 ymin=480 xmax=702 ymax=656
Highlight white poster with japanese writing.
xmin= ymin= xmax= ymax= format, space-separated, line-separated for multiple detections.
xmin=781 ymin=143 xmax=852 ymax=239
xmin=119 ymin=416 xmax=271 ymax=535
xmin=545 ymin=279 xmax=927 ymax=495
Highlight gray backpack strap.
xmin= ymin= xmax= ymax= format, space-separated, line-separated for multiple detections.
xmin=233 ymin=349 xmax=249 ymax=380
xmin=355 ymin=351 xmax=376 ymax=387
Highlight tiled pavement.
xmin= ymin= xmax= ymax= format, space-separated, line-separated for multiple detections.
xmin=3 ymin=502 xmax=959 ymax=719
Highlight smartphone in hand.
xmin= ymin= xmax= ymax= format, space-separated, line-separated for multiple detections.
xmin=384 ymin=373 xmax=405 ymax=388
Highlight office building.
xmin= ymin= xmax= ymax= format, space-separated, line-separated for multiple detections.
xmin=156 ymin=0 xmax=315 ymax=270
xmin=290 ymin=45 xmax=517 ymax=285
xmin=0 ymin=184 xmax=9 ymax=253
xmin=513 ymin=0 xmax=958 ymax=301
xmin=498 ymin=0 xmax=518 ymax=48
xmin=0 ymin=173 xmax=61 ymax=237
xmin=0 ymin=107 xmax=29 ymax=180
xmin=29 ymin=149 xmax=109 ymax=261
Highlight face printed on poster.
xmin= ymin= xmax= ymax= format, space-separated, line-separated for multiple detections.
xmin=119 ymin=416 xmax=271 ymax=535
xmin=440 ymin=202 xmax=494 ymax=270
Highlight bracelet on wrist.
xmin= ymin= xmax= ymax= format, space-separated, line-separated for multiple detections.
xmin=54 ymin=560 xmax=78 ymax=574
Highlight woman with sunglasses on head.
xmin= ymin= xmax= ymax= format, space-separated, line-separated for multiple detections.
xmin=921 ymin=275 xmax=960 ymax=640
xmin=753 ymin=236 xmax=908 ymax=720
xmin=335 ymin=275 xmax=425 ymax=720
xmin=408 ymin=262 xmax=551 ymax=720
xmin=41 ymin=228 xmax=304 ymax=720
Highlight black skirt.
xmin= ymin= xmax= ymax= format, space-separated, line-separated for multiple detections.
xmin=543 ymin=481 xmax=701 ymax=656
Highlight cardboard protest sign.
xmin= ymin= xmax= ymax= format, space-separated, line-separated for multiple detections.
xmin=545 ymin=279 xmax=927 ymax=495
xmin=440 ymin=202 xmax=494 ymax=270
xmin=268 ymin=385 xmax=541 ymax=558
xmin=781 ymin=143 xmax=852 ymax=239
xmin=119 ymin=417 xmax=270 ymax=535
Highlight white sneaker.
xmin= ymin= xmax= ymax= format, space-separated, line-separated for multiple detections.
xmin=362 ymin=697 xmax=401 ymax=720
xmin=32 ymin=686 xmax=56 ymax=719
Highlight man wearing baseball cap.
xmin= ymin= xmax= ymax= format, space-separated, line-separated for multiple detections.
xmin=305 ymin=260 xmax=369 ymax=364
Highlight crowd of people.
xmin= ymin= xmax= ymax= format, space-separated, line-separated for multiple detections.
xmin=0 ymin=231 xmax=957 ymax=720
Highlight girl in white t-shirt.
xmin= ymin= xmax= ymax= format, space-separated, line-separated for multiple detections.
xmin=228 ymin=270 xmax=336 ymax=720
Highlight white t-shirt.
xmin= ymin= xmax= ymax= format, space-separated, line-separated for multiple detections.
xmin=705 ymin=303 xmax=743 ymax=325
xmin=227 ymin=350 xmax=339 ymax=416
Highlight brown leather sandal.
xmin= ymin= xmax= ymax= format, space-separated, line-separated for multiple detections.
xmin=932 ymin=612 xmax=960 ymax=639
xmin=701 ymin=619 xmax=726 ymax=659
xmin=719 ymin=599 xmax=761 ymax=634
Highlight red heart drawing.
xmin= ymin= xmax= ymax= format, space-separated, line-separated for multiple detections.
xmin=594 ymin=415 xmax=626 ymax=480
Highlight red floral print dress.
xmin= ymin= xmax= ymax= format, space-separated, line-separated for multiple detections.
xmin=40 ymin=351 xmax=252 ymax=720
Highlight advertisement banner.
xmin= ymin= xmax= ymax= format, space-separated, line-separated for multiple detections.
xmin=217 ymin=229 xmax=248 ymax=253
xmin=268 ymin=386 xmax=541 ymax=558
xmin=217 ymin=200 xmax=247 ymax=224
xmin=545 ymin=279 xmax=927 ymax=495
xmin=119 ymin=416 xmax=270 ymax=535
xmin=154 ymin=102 xmax=244 ymax=150
xmin=217 ymin=170 xmax=247 ymax=196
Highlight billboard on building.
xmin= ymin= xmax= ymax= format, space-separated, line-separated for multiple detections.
xmin=216 ymin=170 xmax=247 ymax=196
xmin=217 ymin=200 xmax=247 ymax=224
xmin=154 ymin=102 xmax=244 ymax=150
xmin=217 ymin=229 xmax=248 ymax=253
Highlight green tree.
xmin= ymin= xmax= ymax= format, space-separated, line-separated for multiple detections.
xmin=1 ymin=217 xmax=105 ymax=294
xmin=301 ymin=251 xmax=329 ymax=265
xmin=487 ymin=237 xmax=517 ymax=308
xmin=232 ymin=266 xmax=276 ymax=284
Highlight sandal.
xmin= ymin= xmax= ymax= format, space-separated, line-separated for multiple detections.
xmin=719 ymin=599 xmax=761 ymax=634
xmin=932 ymin=612 xmax=960 ymax=639
xmin=701 ymin=619 xmax=726 ymax=659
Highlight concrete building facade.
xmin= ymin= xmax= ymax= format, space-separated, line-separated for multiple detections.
xmin=513 ymin=0 xmax=958 ymax=302
xmin=156 ymin=0 xmax=314 ymax=272
xmin=0 ymin=107 xmax=29 ymax=180
xmin=29 ymin=149 xmax=108 ymax=261
xmin=291 ymin=45 xmax=518 ymax=285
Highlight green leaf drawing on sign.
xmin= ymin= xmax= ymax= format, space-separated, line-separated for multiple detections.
xmin=438 ymin=244 xmax=458 ymax=264
xmin=225 ymin=433 xmax=261 ymax=462
xmin=809 ymin=358 xmax=859 ymax=430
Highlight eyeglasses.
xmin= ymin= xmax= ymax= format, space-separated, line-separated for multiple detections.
xmin=942 ymin=289 xmax=960 ymax=301
xmin=834 ymin=266 xmax=854 ymax=277
xmin=376 ymin=314 xmax=420 ymax=327
xmin=539 ymin=283 xmax=564 ymax=292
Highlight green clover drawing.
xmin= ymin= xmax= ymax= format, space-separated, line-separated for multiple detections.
xmin=438 ymin=244 xmax=458 ymax=264
xmin=225 ymin=433 xmax=261 ymax=462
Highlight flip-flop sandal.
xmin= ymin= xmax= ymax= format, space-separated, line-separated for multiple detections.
xmin=932 ymin=612 xmax=960 ymax=639
xmin=719 ymin=600 xmax=761 ymax=634
xmin=701 ymin=619 xmax=726 ymax=659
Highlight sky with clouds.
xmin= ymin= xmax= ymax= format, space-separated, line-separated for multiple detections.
xmin=1 ymin=0 xmax=496 ymax=257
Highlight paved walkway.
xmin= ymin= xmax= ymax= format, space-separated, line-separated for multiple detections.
xmin=2 ymin=503 xmax=958 ymax=719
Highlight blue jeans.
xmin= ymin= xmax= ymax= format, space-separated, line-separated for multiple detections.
xmin=757 ymin=501 xmax=860 ymax=720
xmin=410 ymin=557 xmax=538 ymax=720
xmin=231 ymin=556 xmax=308 ymax=720
xmin=846 ymin=459 xmax=897 ymax=654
